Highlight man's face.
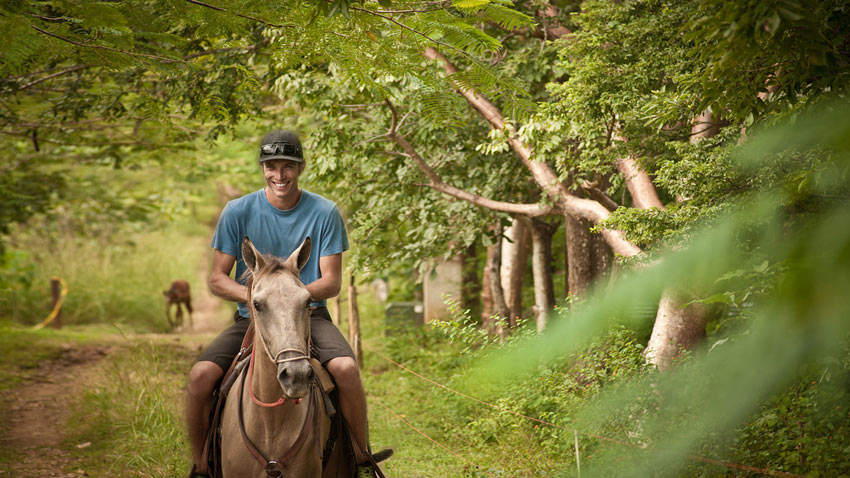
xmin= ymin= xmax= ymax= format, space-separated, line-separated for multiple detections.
xmin=262 ymin=159 xmax=303 ymax=203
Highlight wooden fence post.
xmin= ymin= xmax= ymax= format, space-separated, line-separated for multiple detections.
xmin=50 ymin=278 xmax=63 ymax=329
xmin=347 ymin=274 xmax=363 ymax=369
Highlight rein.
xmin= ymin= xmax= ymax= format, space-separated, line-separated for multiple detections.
xmin=246 ymin=347 xmax=310 ymax=408
xmin=237 ymin=361 xmax=319 ymax=477
xmin=237 ymin=310 xmax=319 ymax=476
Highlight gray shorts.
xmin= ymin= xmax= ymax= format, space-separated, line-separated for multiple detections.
xmin=197 ymin=307 xmax=355 ymax=373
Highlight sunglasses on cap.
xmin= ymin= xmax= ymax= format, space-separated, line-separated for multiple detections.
xmin=260 ymin=142 xmax=302 ymax=157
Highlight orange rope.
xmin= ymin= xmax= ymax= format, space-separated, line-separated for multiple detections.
xmin=363 ymin=342 xmax=807 ymax=478
xmin=32 ymin=276 xmax=68 ymax=330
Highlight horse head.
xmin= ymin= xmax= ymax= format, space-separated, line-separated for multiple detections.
xmin=242 ymin=236 xmax=315 ymax=399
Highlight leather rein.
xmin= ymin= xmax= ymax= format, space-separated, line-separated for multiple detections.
xmin=237 ymin=331 xmax=321 ymax=476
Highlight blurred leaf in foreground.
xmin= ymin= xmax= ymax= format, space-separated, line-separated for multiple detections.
xmin=474 ymin=100 xmax=850 ymax=477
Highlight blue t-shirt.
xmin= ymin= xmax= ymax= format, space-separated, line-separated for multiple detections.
xmin=211 ymin=188 xmax=349 ymax=317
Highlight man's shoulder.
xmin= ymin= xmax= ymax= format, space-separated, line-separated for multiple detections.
xmin=301 ymin=189 xmax=339 ymax=214
xmin=223 ymin=189 xmax=264 ymax=215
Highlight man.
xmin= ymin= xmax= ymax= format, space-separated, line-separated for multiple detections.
xmin=186 ymin=129 xmax=379 ymax=477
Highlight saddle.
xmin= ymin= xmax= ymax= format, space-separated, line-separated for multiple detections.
xmin=199 ymin=323 xmax=381 ymax=478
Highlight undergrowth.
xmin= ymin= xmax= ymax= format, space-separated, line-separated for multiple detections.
xmin=66 ymin=338 xmax=194 ymax=477
xmin=0 ymin=225 xmax=207 ymax=332
xmin=367 ymin=298 xmax=850 ymax=478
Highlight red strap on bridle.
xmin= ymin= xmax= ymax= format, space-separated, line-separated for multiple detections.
xmin=247 ymin=349 xmax=288 ymax=407
xmin=237 ymin=357 xmax=318 ymax=476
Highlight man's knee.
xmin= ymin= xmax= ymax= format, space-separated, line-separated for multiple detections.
xmin=188 ymin=361 xmax=224 ymax=399
xmin=326 ymin=356 xmax=361 ymax=388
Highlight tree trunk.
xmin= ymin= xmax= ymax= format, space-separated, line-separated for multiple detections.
xmin=481 ymin=243 xmax=494 ymax=326
xmin=565 ymin=214 xmax=593 ymax=297
xmin=488 ymin=225 xmax=510 ymax=339
xmin=590 ymin=227 xmax=613 ymax=284
xmin=644 ymin=290 xmax=708 ymax=371
xmin=525 ymin=218 xmax=556 ymax=333
xmin=461 ymin=243 xmax=480 ymax=316
xmin=500 ymin=217 xmax=529 ymax=325
xmin=622 ymin=120 xmax=714 ymax=370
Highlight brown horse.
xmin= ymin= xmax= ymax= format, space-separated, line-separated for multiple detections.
xmin=164 ymin=279 xmax=193 ymax=330
xmin=220 ymin=237 xmax=331 ymax=477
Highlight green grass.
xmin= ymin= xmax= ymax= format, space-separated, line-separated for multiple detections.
xmin=2 ymin=225 xmax=208 ymax=331
xmin=65 ymin=337 xmax=195 ymax=477
xmin=0 ymin=321 xmax=126 ymax=471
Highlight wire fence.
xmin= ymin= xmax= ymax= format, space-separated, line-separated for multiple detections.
xmin=363 ymin=342 xmax=807 ymax=478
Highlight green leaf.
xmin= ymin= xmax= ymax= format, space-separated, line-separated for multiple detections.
xmin=453 ymin=0 xmax=491 ymax=9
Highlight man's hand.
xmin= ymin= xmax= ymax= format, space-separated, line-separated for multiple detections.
xmin=305 ymin=253 xmax=342 ymax=302
xmin=209 ymin=250 xmax=250 ymax=303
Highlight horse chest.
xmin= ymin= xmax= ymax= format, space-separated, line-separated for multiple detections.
xmin=219 ymin=383 xmax=327 ymax=478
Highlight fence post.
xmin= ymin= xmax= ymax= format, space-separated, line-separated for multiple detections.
xmin=574 ymin=430 xmax=581 ymax=478
xmin=347 ymin=274 xmax=363 ymax=369
xmin=49 ymin=278 xmax=63 ymax=329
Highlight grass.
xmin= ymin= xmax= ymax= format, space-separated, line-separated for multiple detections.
xmin=2 ymin=224 xmax=209 ymax=331
xmin=65 ymin=337 xmax=195 ymax=477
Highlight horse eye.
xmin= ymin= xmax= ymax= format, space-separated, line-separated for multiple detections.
xmin=252 ymin=300 xmax=263 ymax=312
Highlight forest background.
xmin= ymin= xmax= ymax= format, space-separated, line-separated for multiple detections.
xmin=1 ymin=0 xmax=849 ymax=477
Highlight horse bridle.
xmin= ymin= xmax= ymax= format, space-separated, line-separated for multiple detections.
xmin=237 ymin=357 xmax=321 ymax=477
xmin=237 ymin=304 xmax=322 ymax=476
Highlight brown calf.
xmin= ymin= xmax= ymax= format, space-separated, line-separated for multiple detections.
xmin=163 ymin=280 xmax=193 ymax=330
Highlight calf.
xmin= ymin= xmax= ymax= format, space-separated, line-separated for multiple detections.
xmin=163 ymin=280 xmax=193 ymax=330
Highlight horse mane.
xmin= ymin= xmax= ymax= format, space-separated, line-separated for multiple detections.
xmin=240 ymin=253 xmax=299 ymax=309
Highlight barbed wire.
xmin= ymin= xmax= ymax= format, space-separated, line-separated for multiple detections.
xmin=363 ymin=342 xmax=807 ymax=478
xmin=367 ymin=391 xmax=500 ymax=477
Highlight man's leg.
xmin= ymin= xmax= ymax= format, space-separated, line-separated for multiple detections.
xmin=186 ymin=361 xmax=224 ymax=473
xmin=185 ymin=314 xmax=250 ymax=474
xmin=325 ymin=356 xmax=370 ymax=463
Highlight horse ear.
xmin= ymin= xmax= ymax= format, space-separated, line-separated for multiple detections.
xmin=242 ymin=236 xmax=265 ymax=272
xmin=287 ymin=237 xmax=311 ymax=271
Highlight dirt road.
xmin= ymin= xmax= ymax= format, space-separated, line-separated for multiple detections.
xmin=0 ymin=256 xmax=228 ymax=477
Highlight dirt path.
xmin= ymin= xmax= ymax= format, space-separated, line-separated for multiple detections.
xmin=0 ymin=345 xmax=112 ymax=477
xmin=0 ymin=241 xmax=228 ymax=477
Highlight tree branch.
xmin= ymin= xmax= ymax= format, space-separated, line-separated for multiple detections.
xmin=424 ymin=47 xmax=642 ymax=257
xmin=613 ymin=132 xmax=664 ymax=210
xmin=350 ymin=6 xmax=465 ymax=57
xmin=18 ymin=64 xmax=91 ymax=90
xmin=29 ymin=24 xmax=186 ymax=64
xmin=581 ymin=180 xmax=619 ymax=211
xmin=385 ymin=100 xmax=555 ymax=217
xmin=184 ymin=0 xmax=293 ymax=29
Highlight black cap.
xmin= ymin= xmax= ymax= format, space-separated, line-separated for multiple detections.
xmin=259 ymin=129 xmax=304 ymax=163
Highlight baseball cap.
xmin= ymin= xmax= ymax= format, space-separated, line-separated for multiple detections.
xmin=259 ymin=129 xmax=304 ymax=163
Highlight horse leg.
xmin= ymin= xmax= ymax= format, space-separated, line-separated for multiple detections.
xmin=185 ymin=298 xmax=194 ymax=329
xmin=176 ymin=305 xmax=184 ymax=329
xmin=166 ymin=302 xmax=175 ymax=329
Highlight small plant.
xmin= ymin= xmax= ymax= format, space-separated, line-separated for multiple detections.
xmin=431 ymin=294 xmax=504 ymax=353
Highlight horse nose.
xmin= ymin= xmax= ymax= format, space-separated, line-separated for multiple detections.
xmin=277 ymin=360 xmax=314 ymax=395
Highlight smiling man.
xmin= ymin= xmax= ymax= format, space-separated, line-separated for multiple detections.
xmin=185 ymin=129 xmax=384 ymax=477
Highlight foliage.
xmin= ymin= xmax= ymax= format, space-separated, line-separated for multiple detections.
xmin=0 ymin=0 xmax=533 ymax=288
xmin=475 ymin=103 xmax=850 ymax=477
xmin=1 ymin=222 xmax=208 ymax=331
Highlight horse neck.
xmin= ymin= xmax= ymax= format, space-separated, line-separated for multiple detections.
xmin=251 ymin=328 xmax=286 ymax=405
xmin=247 ymin=326 xmax=316 ymax=452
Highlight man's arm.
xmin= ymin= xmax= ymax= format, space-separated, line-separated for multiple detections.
xmin=305 ymin=253 xmax=342 ymax=302
xmin=209 ymin=249 xmax=249 ymax=304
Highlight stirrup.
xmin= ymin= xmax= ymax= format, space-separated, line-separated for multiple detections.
xmin=188 ymin=464 xmax=211 ymax=478
xmin=372 ymin=448 xmax=393 ymax=463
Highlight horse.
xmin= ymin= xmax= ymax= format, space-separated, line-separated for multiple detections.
xmin=164 ymin=279 xmax=193 ymax=330
xmin=219 ymin=236 xmax=332 ymax=477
